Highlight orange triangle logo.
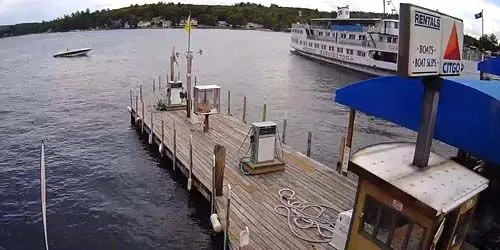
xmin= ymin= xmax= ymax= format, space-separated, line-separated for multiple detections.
xmin=443 ymin=22 xmax=461 ymax=60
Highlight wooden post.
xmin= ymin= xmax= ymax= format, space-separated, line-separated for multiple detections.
xmin=224 ymin=184 xmax=232 ymax=250
xmin=262 ymin=104 xmax=267 ymax=122
xmin=413 ymin=77 xmax=441 ymax=167
xmin=130 ymin=89 xmax=134 ymax=124
xmin=129 ymin=89 xmax=133 ymax=109
xmin=141 ymin=100 xmax=145 ymax=134
xmin=204 ymin=114 xmax=210 ymax=132
xmin=242 ymin=96 xmax=247 ymax=124
xmin=173 ymin=122 xmax=177 ymax=171
xmin=340 ymin=109 xmax=356 ymax=175
xmin=135 ymin=95 xmax=138 ymax=114
xmin=337 ymin=136 xmax=346 ymax=173
xmin=140 ymin=84 xmax=143 ymax=102
xmin=188 ymin=134 xmax=193 ymax=191
xmin=214 ymin=145 xmax=226 ymax=196
xmin=160 ymin=120 xmax=164 ymax=157
xmin=211 ymin=154 xmax=216 ymax=214
xmin=282 ymin=112 xmax=287 ymax=144
xmin=158 ymin=76 xmax=161 ymax=90
xmin=227 ymin=90 xmax=231 ymax=116
xmin=306 ymin=131 xmax=312 ymax=157
xmin=149 ymin=109 xmax=153 ymax=144
xmin=153 ymin=79 xmax=156 ymax=94
xmin=195 ymin=76 xmax=197 ymax=86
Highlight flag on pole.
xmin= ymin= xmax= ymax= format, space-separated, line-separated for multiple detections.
xmin=475 ymin=11 xmax=483 ymax=19
xmin=184 ymin=14 xmax=191 ymax=33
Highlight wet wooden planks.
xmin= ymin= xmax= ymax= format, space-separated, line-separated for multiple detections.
xmin=131 ymin=100 xmax=357 ymax=250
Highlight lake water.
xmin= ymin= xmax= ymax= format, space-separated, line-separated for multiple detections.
xmin=0 ymin=29 xmax=453 ymax=249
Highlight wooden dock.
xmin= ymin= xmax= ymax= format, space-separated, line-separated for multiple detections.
xmin=129 ymin=87 xmax=357 ymax=250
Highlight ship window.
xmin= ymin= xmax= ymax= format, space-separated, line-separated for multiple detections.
xmin=337 ymin=47 xmax=343 ymax=53
xmin=379 ymin=36 xmax=383 ymax=42
xmin=359 ymin=195 xmax=426 ymax=250
xmin=340 ymin=33 xmax=347 ymax=39
xmin=326 ymin=32 xmax=330 ymax=36
xmin=315 ymin=43 xmax=320 ymax=48
xmin=319 ymin=31 xmax=323 ymax=36
xmin=321 ymin=45 xmax=327 ymax=50
xmin=357 ymin=50 xmax=366 ymax=57
xmin=394 ymin=22 xmax=399 ymax=29
xmin=387 ymin=37 xmax=391 ymax=43
xmin=349 ymin=34 xmax=356 ymax=39
xmin=393 ymin=38 xmax=398 ymax=44
xmin=346 ymin=49 xmax=353 ymax=55
xmin=359 ymin=35 xmax=366 ymax=40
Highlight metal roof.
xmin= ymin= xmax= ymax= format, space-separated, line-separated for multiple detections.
xmin=334 ymin=76 xmax=500 ymax=165
xmin=351 ymin=142 xmax=489 ymax=215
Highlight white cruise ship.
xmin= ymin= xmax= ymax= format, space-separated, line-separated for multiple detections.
xmin=290 ymin=6 xmax=480 ymax=77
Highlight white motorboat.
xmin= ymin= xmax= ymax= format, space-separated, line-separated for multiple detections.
xmin=53 ymin=48 xmax=91 ymax=58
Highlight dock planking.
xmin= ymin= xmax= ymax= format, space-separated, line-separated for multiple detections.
xmin=130 ymin=94 xmax=356 ymax=250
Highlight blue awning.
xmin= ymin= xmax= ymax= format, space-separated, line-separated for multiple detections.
xmin=334 ymin=76 xmax=500 ymax=165
xmin=477 ymin=57 xmax=500 ymax=76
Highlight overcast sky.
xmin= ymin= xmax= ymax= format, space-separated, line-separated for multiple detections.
xmin=0 ymin=0 xmax=499 ymax=37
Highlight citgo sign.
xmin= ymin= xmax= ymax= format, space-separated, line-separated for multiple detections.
xmin=398 ymin=4 xmax=464 ymax=77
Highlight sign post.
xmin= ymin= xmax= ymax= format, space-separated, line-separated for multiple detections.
xmin=398 ymin=4 xmax=464 ymax=167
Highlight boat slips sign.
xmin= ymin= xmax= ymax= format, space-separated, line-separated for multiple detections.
xmin=398 ymin=3 xmax=464 ymax=77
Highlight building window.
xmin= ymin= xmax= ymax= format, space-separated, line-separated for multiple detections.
xmin=337 ymin=47 xmax=344 ymax=53
xmin=349 ymin=34 xmax=356 ymax=39
xmin=359 ymin=195 xmax=426 ymax=250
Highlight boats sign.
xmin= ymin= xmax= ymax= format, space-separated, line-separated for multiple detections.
xmin=398 ymin=4 xmax=464 ymax=77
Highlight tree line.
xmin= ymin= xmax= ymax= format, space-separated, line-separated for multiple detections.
xmin=1 ymin=1 xmax=497 ymax=53
xmin=0 ymin=2 xmax=395 ymax=37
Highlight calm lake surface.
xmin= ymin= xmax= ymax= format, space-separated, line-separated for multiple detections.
xmin=0 ymin=29 xmax=453 ymax=249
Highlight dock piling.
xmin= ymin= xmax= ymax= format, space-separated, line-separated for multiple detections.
xmin=173 ymin=122 xmax=177 ymax=171
xmin=188 ymin=134 xmax=193 ymax=191
xmin=282 ymin=112 xmax=287 ymax=144
xmin=214 ymin=145 xmax=226 ymax=196
xmin=242 ymin=96 xmax=247 ymax=124
xmin=160 ymin=120 xmax=164 ymax=156
xmin=135 ymin=95 xmax=138 ymax=115
xmin=211 ymin=154 xmax=216 ymax=214
xmin=130 ymin=89 xmax=133 ymax=124
xmin=262 ymin=104 xmax=267 ymax=122
xmin=224 ymin=184 xmax=232 ymax=250
xmin=141 ymin=100 xmax=145 ymax=134
xmin=307 ymin=131 xmax=312 ymax=157
xmin=227 ymin=90 xmax=231 ymax=116
xmin=337 ymin=136 xmax=346 ymax=173
xmin=140 ymin=85 xmax=143 ymax=102
xmin=340 ymin=109 xmax=356 ymax=175
xmin=149 ymin=109 xmax=153 ymax=144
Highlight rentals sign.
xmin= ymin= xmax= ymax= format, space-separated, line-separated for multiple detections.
xmin=398 ymin=4 xmax=464 ymax=77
